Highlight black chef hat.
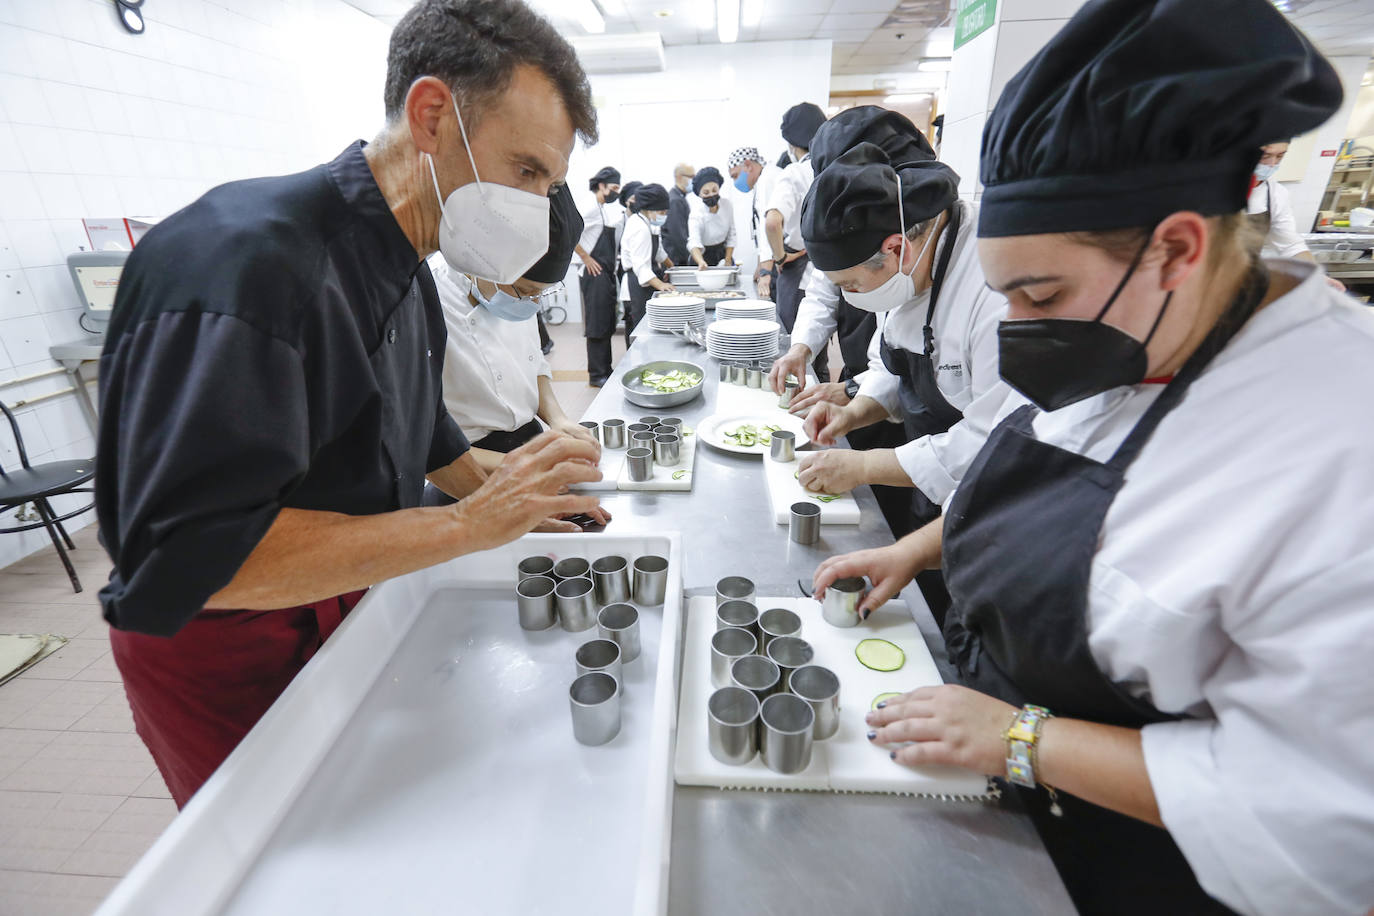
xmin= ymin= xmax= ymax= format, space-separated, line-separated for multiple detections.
xmin=587 ymin=165 xmax=620 ymax=192
xmin=620 ymin=180 xmax=643 ymax=212
xmin=780 ymin=102 xmax=827 ymax=149
xmin=524 ymin=184 xmax=584 ymax=283
xmin=811 ymin=105 xmax=936 ymax=174
xmin=635 ymin=183 xmax=669 ymax=212
xmin=979 ymin=0 xmax=1343 ymax=238
xmin=802 ymin=142 xmax=959 ymax=272
xmin=692 ymin=166 xmax=724 ymax=196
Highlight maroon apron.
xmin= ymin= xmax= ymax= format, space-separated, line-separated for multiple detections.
xmin=109 ymin=590 xmax=366 ymax=808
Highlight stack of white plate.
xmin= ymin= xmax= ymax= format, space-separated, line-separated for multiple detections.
xmin=706 ymin=317 xmax=781 ymax=361
xmin=646 ymin=296 xmax=706 ymax=332
xmin=714 ymin=299 xmax=776 ymax=321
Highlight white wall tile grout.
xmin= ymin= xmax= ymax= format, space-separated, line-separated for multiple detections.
xmin=1 ymin=0 xmax=392 ymax=569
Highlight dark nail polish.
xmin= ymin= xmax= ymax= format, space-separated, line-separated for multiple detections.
xmin=866 ymin=730 xmax=876 ymax=741
xmin=875 ymin=701 xmax=886 ymax=709
xmin=889 ymin=750 xmax=897 ymax=760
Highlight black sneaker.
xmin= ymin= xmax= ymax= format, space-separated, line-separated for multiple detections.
xmin=589 ymin=378 xmax=606 ymax=388
xmin=541 ymin=341 xmax=555 ymax=355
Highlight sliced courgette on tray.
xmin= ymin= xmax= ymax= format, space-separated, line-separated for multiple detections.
xmin=856 ymin=638 xmax=905 ymax=672
xmin=871 ymin=692 xmax=903 ymax=710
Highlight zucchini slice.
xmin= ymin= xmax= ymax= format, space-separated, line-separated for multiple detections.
xmin=671 ymin=469 xmax=688 ymax=480
xmin=871 ymin=692 xmax=903 ymax=710
xmin=856 ymin=638 xmax=905 ymax=672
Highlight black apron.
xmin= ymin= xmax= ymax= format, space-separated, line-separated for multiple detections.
xmin=580 ymin=210 xmax=619 ymax=340
xmin=939 ymin=265 xmax=1269 ymax=916
xmin=834 ymin=290 xmax=913 ymax=538
xmin=701 ymin=241 xmax=727 ymax=267
xmin=626 ymin=217 xmax=665 ymax=337
xmin=834 ymin=292 xmax=875 ymax=383
xmin=876 ymin=204 xmax=963 ymax=620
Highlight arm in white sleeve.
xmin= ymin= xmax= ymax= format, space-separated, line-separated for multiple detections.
xmin=724 ymin=199 xmax=737 ymax=247
xmin=766 ymin=170 xmax=802 ymax=231
xmin=894 ymin=287 xmax=1011 ymax=504
xmin=790 ymin=267 xmax=842 ymax=357
xmin=624 ymin=221 xmax=656 ymax=286
xmin=1264 ymin=181 xmax=1308 ymax=259
xmin=1140 ymin=544 xmax=1374 ymax=916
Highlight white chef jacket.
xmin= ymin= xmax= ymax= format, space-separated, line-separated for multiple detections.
xmin=765 ymin=157 xmax=814 ymax=253
xmin=750 ymin=162 xmax=784 ymax=248
xmin=687 ymin=196 xmax=736 ymax=254
xmin=618 ymin=213 xmax=669 ymax=300
xmin=961 ymin=260 xmax=1374 ymax=916
xmin=1246 ymin=179 xmax=1308 ymax=259
xmin=429 ymin=257 xmax=551 ymax=443
xmin=852 ymin=201 xmax=1010 ymax=505
xmin=577 ymin=199 xmax=624 ymax=264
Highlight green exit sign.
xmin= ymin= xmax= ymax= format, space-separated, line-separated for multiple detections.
xmin=954 ymin=0 xmax=997 ymax=48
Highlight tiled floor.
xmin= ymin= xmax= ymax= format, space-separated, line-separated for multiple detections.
xmin=0 ymin=321 xmax=618 ymax=915
xmin=0 ymin=526 xmax=172 ymax=916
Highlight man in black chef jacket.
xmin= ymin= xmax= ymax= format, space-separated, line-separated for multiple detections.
xmin=95 ymin=0 xmax=604 ymax=808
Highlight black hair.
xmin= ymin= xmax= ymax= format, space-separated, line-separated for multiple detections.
xmin=384 ymin=0 xmax=597 ymax=144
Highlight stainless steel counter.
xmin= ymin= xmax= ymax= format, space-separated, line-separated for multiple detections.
xmin=578 ymin=333 xmax=1074 ymax=915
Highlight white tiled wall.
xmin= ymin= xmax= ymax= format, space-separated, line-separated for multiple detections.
xmin=0 ymin=0 xmax=391 ymax=571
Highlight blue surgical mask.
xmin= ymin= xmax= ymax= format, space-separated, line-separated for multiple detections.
xmin=733 ymin=172 xmax=751 ymax=193
xmin=1254 ymin=163 xmax=1278 ymax=181
xmin=471 ymin=279 xmax=540 ymax=322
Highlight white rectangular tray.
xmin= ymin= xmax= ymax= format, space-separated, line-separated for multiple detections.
xmin=674 ymin=595 xmax=989 ymax=798
xmin=95 ymin=533 xmax=684 ymax=916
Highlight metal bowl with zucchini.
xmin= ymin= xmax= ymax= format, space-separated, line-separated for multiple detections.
xmin=620 ymin=359 xmax=707 ymax=409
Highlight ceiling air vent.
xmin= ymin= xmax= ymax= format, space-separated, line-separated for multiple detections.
xmin=570 ymin=32 xmax=667 ymax=74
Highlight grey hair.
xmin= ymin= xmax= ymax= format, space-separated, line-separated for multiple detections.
xmin=860 ymin=219 xmax=930 ymax=270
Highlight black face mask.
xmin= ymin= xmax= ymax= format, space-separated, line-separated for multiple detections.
xmin=603 ymin=190 xmax=619 ymax=204
xmin=701 ymin=194 xmax=720 ymax=208
xmin=997 ymin=237 xmax=1171 ymax=412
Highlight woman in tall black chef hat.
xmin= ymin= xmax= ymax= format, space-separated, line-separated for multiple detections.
xmin=814 ymin=1 xmax=1374 ymax=914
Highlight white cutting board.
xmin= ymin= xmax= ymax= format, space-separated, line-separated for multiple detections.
xmin=760 ymin=452 xmax=862 ymax=525
xmin=674 ymin=595 xmax=989 ymax=798
xmin=616 ymin=432 xmax=699 ymax=491
xmin=571 ymin=444 xmax=626 ymax=491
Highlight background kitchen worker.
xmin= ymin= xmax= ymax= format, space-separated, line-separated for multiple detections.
xmin=576 ymin=164 xmax=623 ymax=387
xmin=96 ymin=0 xmax=603 ymax=807
xmin=663 ymin=162 xmax=694 ymax=266
xmin=763 ymin=101 xmax=828 ymax=380
xmin=429 ymin=184 xmax=610 ymax=495
xmin=620 ymin=182 xmax=674 ymax=340
xmin=687 ymin=165 xmax=736 ymax=268
xmin=726 ymin=145 xmax=783 ymax=298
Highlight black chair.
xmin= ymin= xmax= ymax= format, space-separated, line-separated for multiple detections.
xmin=0 ymin=400 xmax=95 ymax=593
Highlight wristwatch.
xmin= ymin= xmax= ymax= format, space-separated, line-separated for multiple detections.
xmin=844 ymin=379 xmax=860 ymax=401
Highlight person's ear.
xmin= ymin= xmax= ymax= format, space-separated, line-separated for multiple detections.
xmin=1152 ymin=212 xmax=1208 ymax=292
xmin=406 ymin=76 xmax=455 ymax=157
xmin=883 ymin=233 xmax=905 ymax=258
